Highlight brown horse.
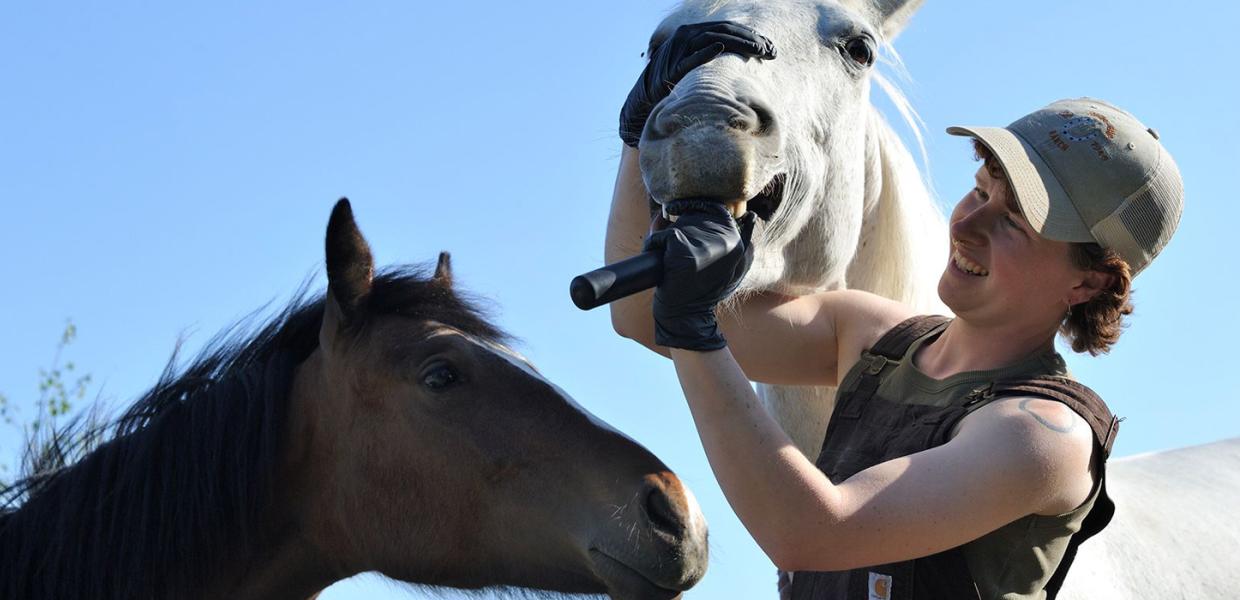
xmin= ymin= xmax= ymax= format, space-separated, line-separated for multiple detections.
xmin=0 ymin=199 xmax=707 ymax=600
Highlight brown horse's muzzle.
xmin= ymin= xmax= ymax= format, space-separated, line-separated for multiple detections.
xmin=587 ymin=471 xmax=708 ymax=599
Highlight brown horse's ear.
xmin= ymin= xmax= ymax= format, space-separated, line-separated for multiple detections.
xmin=323 ymin=198 xmax=374 ymax=336
xmin=433 ymin=251 xmax=453 ymax=286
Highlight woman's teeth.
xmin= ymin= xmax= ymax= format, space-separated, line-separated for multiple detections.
xmin=952 ymin=249 xmax=989 ymax=276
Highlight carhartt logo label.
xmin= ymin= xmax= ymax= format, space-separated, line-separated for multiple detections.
xmin=868 ymin=572 xmax=893 ymax=600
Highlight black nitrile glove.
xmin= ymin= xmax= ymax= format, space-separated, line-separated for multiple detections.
xmin=644 ymin=201 xmax=757 ymax=351
xmin=619 ymin=21 xmax=777 ymax=147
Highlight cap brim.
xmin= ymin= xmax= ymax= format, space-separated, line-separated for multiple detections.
xmin=947 ymin=125 xmax=1094 ymax=243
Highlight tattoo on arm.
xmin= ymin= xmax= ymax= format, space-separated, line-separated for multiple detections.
xmin=1018 ymin=398 xmax=1078 ymax=433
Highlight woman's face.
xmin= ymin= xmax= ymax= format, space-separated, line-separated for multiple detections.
xmin=937 ymin=165 xmax=1088 ymax=330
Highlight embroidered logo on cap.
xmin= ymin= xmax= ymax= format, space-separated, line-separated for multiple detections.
xmin=1061 ymin=116 xmax=1105 ymax=142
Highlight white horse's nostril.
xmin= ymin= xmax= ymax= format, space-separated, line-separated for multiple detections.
xmin=651 ymin=92 xmax=768 ymax=140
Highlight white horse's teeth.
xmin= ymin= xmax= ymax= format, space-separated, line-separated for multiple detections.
xmin=660 ymin=204 xmax=678 ymax=223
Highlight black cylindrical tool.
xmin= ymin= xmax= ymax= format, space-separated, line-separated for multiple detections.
xmin=571 ymin=198 xmax=746 ymax=311
xmin=570 ymin=250 xmax=663 ymax=311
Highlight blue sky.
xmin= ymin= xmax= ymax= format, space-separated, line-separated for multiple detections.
xmin=1 ymin=1 xmax=1236 ymax=598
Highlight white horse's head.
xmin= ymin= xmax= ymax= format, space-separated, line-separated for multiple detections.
xmin=640 ymin=0 xmax=942 ymax=302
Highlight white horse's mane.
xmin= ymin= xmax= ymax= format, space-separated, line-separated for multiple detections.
xmin=852 ymin=40 xmax=947 ymax=309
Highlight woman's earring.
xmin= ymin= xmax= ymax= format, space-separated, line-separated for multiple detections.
xmin=1065 ymin=300 xmax=1073 ymax=318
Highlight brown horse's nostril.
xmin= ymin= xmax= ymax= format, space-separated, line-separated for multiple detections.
xmin=644 ymin=477 xmax=688 ymax=535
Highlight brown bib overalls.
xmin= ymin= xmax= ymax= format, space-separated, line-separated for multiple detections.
xmin=784 ymin=316 xmax=1120 ymax=600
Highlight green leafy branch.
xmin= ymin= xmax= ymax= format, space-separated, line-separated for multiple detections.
xmin=1 ymin=319 xmax=94 ymax=484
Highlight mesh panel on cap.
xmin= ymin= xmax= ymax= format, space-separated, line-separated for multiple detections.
xmin=1119 ymin=168 xmax=1181 ymax=256
xmin=1090 ymin=151 xmax=1183 ymax=274
xmin=1092 ymin=216 xmax=1144 ymax=273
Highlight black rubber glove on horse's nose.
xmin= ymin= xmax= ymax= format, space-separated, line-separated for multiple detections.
xmin=619 ymin=21 xmax=777 ymax=147
xmin=643 ymin=201 xmax=757 ymax=351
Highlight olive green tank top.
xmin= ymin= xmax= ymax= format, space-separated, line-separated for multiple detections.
xmin=875 ymin=328 xmax=1101 ymax=600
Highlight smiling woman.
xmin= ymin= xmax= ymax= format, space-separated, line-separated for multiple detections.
xmin=969 ymin=139 xmax=1136 ymax=356
xmin=0 ymin=201 xmax=708 ymax=600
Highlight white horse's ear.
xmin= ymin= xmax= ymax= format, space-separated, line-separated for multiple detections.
xmin=869 ymin=0 xmax=924 ymax=41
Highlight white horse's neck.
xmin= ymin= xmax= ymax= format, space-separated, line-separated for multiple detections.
xmin=759 ymin=106 xmax=948 ymax=463
xmin=846 ymin=106 xmax=947 ymax=312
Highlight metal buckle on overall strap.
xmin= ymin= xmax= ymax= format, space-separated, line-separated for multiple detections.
xmin=863 ymin=353 xmax=889 ymax=375
xmin=1101 ymin=415 xmax=1121 ymax=457
xmin=962 ymin=383 xmax=994 ymax=408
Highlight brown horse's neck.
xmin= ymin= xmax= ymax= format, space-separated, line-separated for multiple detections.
xmin=206 ymin=526 xmax=336 ymax=600
xmin=210 ymin=351 xmax=351 ymax=600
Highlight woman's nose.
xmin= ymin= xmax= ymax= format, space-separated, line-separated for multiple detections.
xmin=950 ymin=204 xmax=988 ymax=245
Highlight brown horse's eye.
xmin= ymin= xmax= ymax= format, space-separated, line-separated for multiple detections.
xmin=421 ymin=363 xmax=460 ymax=391
xmin=844 ymin=37 xmax=874 ymax=67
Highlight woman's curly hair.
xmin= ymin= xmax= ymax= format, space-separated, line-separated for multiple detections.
xmin=971 ymin=139 xmax=1133 ymax=355
xmin=1061 ymin=243 xmax=1133 ymax=355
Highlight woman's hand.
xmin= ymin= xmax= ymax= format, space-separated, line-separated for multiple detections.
xmin=619 ymin=21 xmax=776 ymax=147
xmin=643 ymin=201 xmax=756 ymax=350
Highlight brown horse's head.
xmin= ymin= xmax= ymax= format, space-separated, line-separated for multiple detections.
xmin=284 ymin=200 xmax=707 ymax=599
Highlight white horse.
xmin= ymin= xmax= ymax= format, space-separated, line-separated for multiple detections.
xmin=636 ymin=0 xmax=946 ymax=489
xmin=624 ymin=1 xmax=1239 ymax=597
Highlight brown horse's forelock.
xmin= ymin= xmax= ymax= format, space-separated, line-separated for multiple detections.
xmin=0 ymin=263 xmax=508 ymax=600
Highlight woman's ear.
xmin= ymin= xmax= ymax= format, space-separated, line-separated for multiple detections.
xmin=1067 ymin=269 xmax=1117 ymax=307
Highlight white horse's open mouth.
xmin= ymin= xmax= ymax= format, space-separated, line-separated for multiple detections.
xmin=649 ymin=172 xmax=786 ymax=223
xmin=747 ymin=172 xmax=786 ymax=221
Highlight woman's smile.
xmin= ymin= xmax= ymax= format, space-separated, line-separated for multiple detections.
xmin=950 ymin=240 xmax=989 ymax=277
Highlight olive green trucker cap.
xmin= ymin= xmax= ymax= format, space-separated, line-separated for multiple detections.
xmin=947 ymin=98 xmax=1183 ymax=275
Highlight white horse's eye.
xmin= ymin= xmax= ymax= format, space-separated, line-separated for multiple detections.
xmin=843 ymin=37 xmax=875 ymax=67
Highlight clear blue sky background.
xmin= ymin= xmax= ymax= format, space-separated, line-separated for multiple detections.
xmin=2 ymin=1 xmax=1236 ymax=598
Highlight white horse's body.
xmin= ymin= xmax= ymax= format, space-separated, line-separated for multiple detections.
xmin=639 ymin=0 xmax=1237 ymax=597
xmin=1059 ymin=438 xmax=1240 ymax=599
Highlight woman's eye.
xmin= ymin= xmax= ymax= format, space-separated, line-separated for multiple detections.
xmin=1004 ymin=214 xmax=1021 ymax=229
xmin=844 ymin=37 xmax=875 ymax=67
xmin=422 ymin=364 xmax=460 ymax=390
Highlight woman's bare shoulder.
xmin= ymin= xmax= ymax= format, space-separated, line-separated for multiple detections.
xmin=828 ymin=289 xmax=920 ymax=366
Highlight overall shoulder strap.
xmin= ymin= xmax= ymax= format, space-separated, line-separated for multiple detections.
xmin=847 ymin=315 xmax=951 ymax=406
xmin=1044 ymin=475 xmax=1115 ymax=599
xmin=987 ymin=376 xmax=1120 ymax=599
xmin=992 ymin=376 xmax=1120 ymax=457
xmin=833 ymin=315 xmax=951 ymax=423
xmin=870 ymin=315 xmax=952 ymax=360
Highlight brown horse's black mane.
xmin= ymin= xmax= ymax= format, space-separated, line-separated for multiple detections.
xmin=0 ymin=265 xmax=509 ymax=600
